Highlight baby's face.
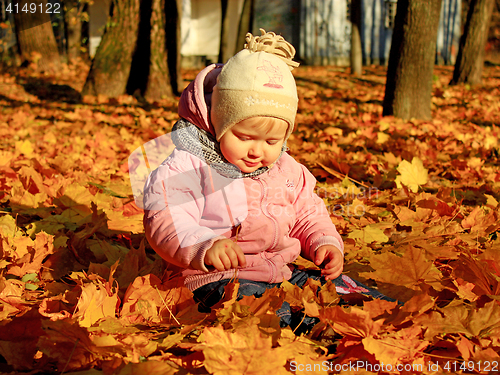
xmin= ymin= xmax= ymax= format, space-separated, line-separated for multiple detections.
xmin=219 ymin=117 xmax=288 ymax=173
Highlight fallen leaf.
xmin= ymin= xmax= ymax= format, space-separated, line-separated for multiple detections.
xmin=197 ymin=325 xmax=290 ymax=375
xmin=362 ymin=326 xmax=429 ymax=364
xmin=320 ymin=305 xmax=382 ymax=337
xmin=115 ymin=360 xmax=185 ymax=375
xmin=348 ymin=224 xmax=390 ymax=244
xmin=395 ymin=157 xmax=428 ymax=192
xmin=7 ymin=231 xmax=55 ymax=277
xmin=73 ymin=278 xmax=120 ymax=327
xmin=359 ymin=245 xmax=442 ymax=291
xmin=15 ymin=139 xmax=34 ymax=157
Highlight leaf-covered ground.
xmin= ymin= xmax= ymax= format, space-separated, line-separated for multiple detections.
xmin=1 ymin=63 xmax=499 ymax=374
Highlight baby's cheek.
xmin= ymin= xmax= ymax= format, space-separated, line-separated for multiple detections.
xmin=269 ymin=147 xmax=283 ymax=163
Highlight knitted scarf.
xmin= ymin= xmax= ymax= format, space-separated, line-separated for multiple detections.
xmin=171 ymin=119 xmax=286 ymax=179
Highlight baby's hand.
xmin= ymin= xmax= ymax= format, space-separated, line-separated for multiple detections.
xmin=314 ymin=245 xmax=344 ymax=280
xmin=205 ymin=239 xmax=247 ymax=272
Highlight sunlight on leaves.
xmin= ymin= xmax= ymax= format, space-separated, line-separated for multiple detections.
xmin=1 ymin=64 xmax=499 ymax=374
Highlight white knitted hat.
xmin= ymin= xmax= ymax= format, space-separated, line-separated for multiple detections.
xmin=211 ymin=29 xmax=300 ymax=141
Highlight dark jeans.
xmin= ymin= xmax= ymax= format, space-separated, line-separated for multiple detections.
xmin=192 ymin=268 xmax=396 ymax=334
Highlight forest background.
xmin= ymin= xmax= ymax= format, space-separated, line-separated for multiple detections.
xmin=1 ymin=0 xmax=500 ymax=374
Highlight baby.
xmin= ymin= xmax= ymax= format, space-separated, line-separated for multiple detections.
xmin=143 ymin=30 xmax=378 ymax=328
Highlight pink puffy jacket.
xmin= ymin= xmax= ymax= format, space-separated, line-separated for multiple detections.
xmin=143 ymin=64 xmax=344 ymax=291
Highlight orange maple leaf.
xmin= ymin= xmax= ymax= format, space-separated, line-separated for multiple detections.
xmin=359 ymin=245 xmax=442 ymax=292
xmin=320 ymin=305 xmax=383 ymax=338
xmin=6 ymin=232 xmax=55 ymax=277
xmin=197 ymin=325 xmax=290 ymax=375
xmin=73 ymin=277 xmax=120 ymax=327
xmin=121 ymin=274 xmax=194 ymax=324
xmin=362 ymin=326 xmax=429 ymax=365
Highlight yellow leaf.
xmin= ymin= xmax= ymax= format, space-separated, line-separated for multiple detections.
xmin=58 ymin=183 xmax=95 ymax=207
xmin=0 ymin=215 xmax=19 ymax=237
xmin=485 ymin=194 xmax=498 ymax=208
xmin=74 ymin=280 xmax=119 ymax=327
xmin=7 ymin=232 xmax=55 ymax=277
xmin=376 ymin=132 xmax=389 ymax=144
xmin=281 ymin=280 xmax=309 ymax=307
xmin=467 ymin=157 xmax=484 ymax=169
xmin=395 ymin=157 xmax=428 ymax=193
xmin=0 ymin=150 xmax=14 ymax=167
xmin=15 ymin=139 xmax=34 ymax=158
xmin=348 ymin=224 xmax=389 ymax=243
xmin=105 ymin=210 xmax=143 ymax=234
xmin=484 ymin=134 xmax=498 ymax=150
xmin=9 ymin=185 xmax=48 ymax=210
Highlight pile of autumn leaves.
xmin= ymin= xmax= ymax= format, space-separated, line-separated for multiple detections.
xmin=0 ymin=65 xmax=500 ymax=374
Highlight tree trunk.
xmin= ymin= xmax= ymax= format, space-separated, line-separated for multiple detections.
xmin=165 ymin=0 xmax=182 ymax=96
xmin=350 ymin=0 xmax=362 ymax=75
xmin=64 ymin=1 xmax=83 ymax=63
xmin=235 ymin=0 xmax=254 ymax=53
xmin=126 ymin=0 xmax=153 ymax=97
xmin=83 ymin=0 xmax=180 ymax=100
xmin=450 ymin=0 xmax=495 ymax=85
xmin=219 ymin=0 xmax=231 ymax=63
xmin=382 ymin=0 xmax=443 ymax=120
xmin=13 ymin=0 xmax=61 ymax=71
xmin=141 ymin=0 xmax=172 ymax=99
xmin=219 ymin=0 xmax=250 ymax=63
xmin=127 ymin=0 xmax=180 ymax=99
xmin=82 ymin=0 xmax=141 ymax=97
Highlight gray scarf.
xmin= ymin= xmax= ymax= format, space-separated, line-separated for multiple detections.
xmin=171 ymin=119 xmax=286 ymax=179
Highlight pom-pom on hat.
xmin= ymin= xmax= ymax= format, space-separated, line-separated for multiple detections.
xmin=211 ymin=29 xmax=299 ymax=141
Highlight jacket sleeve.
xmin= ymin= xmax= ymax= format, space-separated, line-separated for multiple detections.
xmin=142 ymin=151 xmax=224 ymax=272
xmin=289 ymin=163 xmax=344 ymax=261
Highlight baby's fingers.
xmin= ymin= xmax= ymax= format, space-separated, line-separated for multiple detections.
xmin=314 ymin=247 xmax=326 ymax=266
xmin=322 ymin=262 xmax=343 ymax=280
xmin=205 ymin=256 xmax=226 ymax=272
xmin=232 ymin=244 xmax=247 ymax=268
xmin=224 ymin=247 xmax=243 ymax=269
